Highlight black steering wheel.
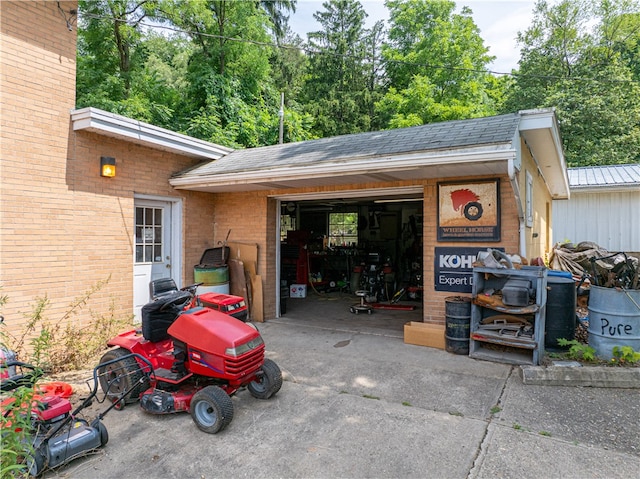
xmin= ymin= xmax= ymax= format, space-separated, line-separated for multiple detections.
xmin=158 ymin=291 xmax=192 ymax=312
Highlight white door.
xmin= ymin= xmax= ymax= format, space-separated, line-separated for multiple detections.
xmin=133 ymin=200 xmax=173 ymax=321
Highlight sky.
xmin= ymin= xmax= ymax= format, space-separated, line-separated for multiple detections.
xmin=289 ymin=0 xmax=539 ymax=73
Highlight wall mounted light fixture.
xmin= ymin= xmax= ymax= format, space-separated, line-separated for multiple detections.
xmin=100 ymin=156 xmax=116 ymax=177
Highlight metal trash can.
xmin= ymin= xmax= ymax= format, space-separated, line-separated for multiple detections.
xmin=445 ymin=296 xmax=471 ymax=355
xmin=588 ymin=286 xmax=640 ymax=360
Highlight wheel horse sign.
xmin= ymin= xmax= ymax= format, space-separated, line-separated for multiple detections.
xmin=437 ymin=180 xmax=500 ymax=242
xmin=435 ymin=247 xmax=504 ymax=293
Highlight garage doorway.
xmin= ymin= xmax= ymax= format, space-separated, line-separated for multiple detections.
xmin=275 ymin=188 xmax=424 ymax=329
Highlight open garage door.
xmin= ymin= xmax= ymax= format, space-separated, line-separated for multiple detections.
xmin=274 ymin=187 xmax=424 ymax=331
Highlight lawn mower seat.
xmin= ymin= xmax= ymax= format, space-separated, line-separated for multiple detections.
xmin=149 ymin=278 xmax=179 ymax=300
xmin=141 ymin=290 xmax=191 ymax=342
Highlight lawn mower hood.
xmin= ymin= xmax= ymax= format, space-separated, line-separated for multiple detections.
xmin=168 ymin=307 xmax=263 ymax=357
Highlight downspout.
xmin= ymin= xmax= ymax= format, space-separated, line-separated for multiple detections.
xmin=508 ymin=158 xmax=527 ymax=258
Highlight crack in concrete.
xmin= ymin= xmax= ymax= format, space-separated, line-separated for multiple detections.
xmin=467 ymin=365 xmax=514 ymax=479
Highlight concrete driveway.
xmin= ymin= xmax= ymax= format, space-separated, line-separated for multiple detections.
xmin=47 ymin=294 xmax=639 ymax=478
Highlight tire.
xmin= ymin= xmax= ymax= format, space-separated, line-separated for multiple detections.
xmin=463 ymin=201 xmax=483 ymax=221
xmin=248 ymin=358 xmax=283 ymax=400
xmin=27 ymin=445 xmax=46 ymax=477
xmin=92 ymin=419 xmax=109 ymax=446
xmin=97 ymin=348 xmax=149 ymax=404
xmin=190 ymin=386 xmax=234 ymax=434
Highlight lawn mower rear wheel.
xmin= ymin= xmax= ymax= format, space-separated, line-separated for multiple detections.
xmin=97 ymin=348 xmax=149 ymax=404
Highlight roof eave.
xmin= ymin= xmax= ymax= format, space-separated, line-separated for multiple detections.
xmin=70 ymin=107 xmax=233 ymax=160
xmin=571 ymin=184 xmax=640 ymax=193
xmin=518 ymin=109 xmax=570 ymax=200
xmin=169 ymin=147 xmax=516 ymax=190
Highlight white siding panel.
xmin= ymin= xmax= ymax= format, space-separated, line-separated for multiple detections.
xmin=552 ymin=190 xmax=640 ymax=251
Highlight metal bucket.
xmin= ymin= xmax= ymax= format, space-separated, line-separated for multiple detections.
xmin=194 ymin=265 xmax=229 ymax=285
xmin=588 ymin=286 xmax=640 ymax=360
xmin=445 ymin=296 xmax=471 ymax=355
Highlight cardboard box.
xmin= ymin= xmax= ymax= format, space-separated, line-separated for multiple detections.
xmin=404 ymin=322 xmax=446 ymax=349
xmin=289 ymin=284 xmax=307 ymax=298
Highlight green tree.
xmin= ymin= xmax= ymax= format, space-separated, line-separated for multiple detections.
xmin=259 ymin=0 xmax=297 ymax=40
xmin=78 ymin=0 xmax=150 ymax=97
xmin=504 ymin=0 xmax=640 ymax=166
xmin=153 ymin=0 xmax=311 ymax=147
xmin=301 ymin=0 xmax=373 ymax=137
xmin=77 ymin=0 xmax=313 ymax=147
xmin=269 ymin=26 xmax=316 ymax=142
xmin=377 ymin=0 xmax=497 ymax=126
xmin=362 ymin=19 xmax=388 ymax=130
xmin=77 ymin=0 xmax=175 ymax=124
xmin=595 ymin=0 xmax=640 ymax=79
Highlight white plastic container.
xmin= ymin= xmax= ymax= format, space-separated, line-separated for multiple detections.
xmin=290 ymin=284 xmax=307 ymax=298
xmin=197 ymin=283 xmax=230 ymax=295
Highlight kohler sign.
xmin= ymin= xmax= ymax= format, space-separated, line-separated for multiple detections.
xmin=434 ymin=247 xmax=504 ymax=293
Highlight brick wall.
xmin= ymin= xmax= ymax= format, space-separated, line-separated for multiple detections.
xmin=1 ymin=1 xmax=80 ymax=333
xmin=419 ymin=176 xmax=519 ymax=323
xmin=0 ymin=2 xmax=215 ymax=339
xmin=211 ymin=174 xmax=518 ymax=324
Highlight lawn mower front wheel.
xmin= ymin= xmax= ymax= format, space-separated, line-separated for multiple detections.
xmin=190 ymin=386 xmax=234 ymax=434
xmin=26 ymin=445 xmax=46 ymax=477
xmin=248 ymin=358 xmax=283 ymax=400
xmin=91 ymin=418 xmax=109 ymax=446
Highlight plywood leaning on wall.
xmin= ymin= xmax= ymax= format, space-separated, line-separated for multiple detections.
xmin=228 ymin=242 xmax=263 ymax=322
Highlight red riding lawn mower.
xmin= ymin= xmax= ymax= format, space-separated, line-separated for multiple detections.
xmin=97 ymin=280 xmax=282 ymax=434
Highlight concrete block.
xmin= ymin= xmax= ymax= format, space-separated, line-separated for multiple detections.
xmin=520 ymin=365 xmax=640 ymax=388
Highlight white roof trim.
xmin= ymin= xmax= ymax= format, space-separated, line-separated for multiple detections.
xmin=518 ymin=109 xmax=570 ymax=199
xmin=570 ymin=185 xmax=640 ymax=193
xmin=170 ymin=148 xmax=516 ymax=190
xmin=271 ymin=186 xmax=425 ymax=201
xmin=71 ymin=107 xmax=233 ymax=160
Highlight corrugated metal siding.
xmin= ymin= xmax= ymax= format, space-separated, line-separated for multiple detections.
xmin=553 ymin=190 xmax=640 ymax=251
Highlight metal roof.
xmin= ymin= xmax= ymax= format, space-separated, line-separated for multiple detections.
xmin=568 ymin=164 xmax=640 ymax=190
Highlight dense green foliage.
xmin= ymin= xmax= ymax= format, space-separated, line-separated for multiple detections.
xmin=378 ymin=0 xmax=498 ymax=126
xmin=76 ymin=0 xmax=640 ymax=167
xmin=301 ymin=0 xmax=372 ymax=136
xmin=502 ymin=0 xmax=640 ymax=166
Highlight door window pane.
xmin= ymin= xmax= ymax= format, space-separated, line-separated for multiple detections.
xmin=135 ymin=206 xmax=163 ymax=263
